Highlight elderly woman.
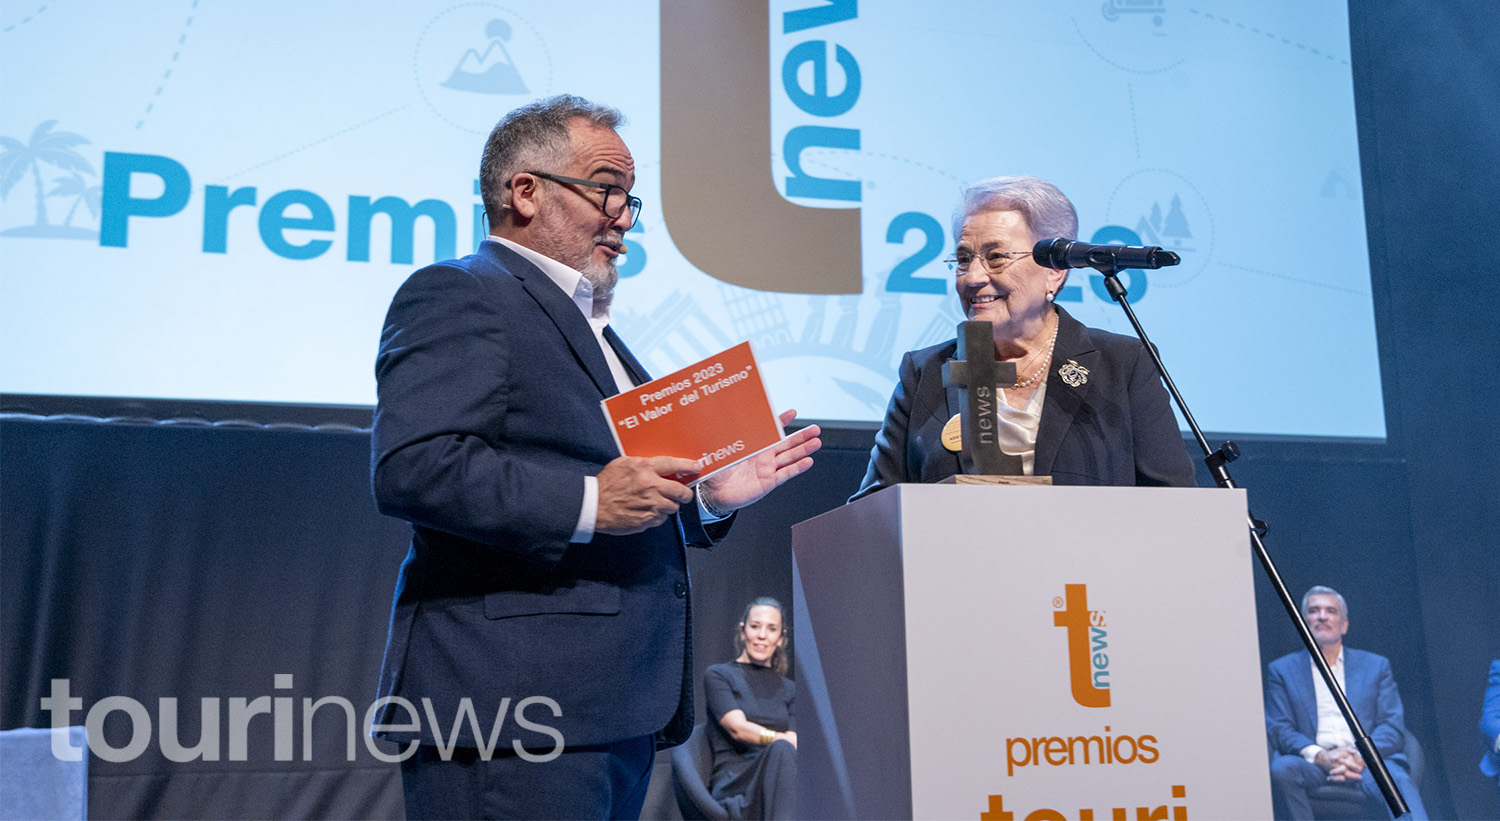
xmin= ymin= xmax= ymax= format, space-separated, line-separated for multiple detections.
xmin=702 ymin=597 xmax=796 ymax=820
xmin=853 ymin=176 xmax=1194 ymax=498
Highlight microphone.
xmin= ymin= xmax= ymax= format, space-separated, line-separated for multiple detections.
xmin=1032 ymin=238 xmax=1180 ymax=271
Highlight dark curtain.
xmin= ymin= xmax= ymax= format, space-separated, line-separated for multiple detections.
xmin=1348 ymin=1 xmax=1500 ymax=817
xmin=1 ymin=416 xmax=410 ymax=819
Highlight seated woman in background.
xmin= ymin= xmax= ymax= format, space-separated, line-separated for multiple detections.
xmin=703 ymin=597 xmax=796 ymax=820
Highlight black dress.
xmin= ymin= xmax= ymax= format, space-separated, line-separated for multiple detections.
xmin=703 ymin=661 xmax=797 ymax=820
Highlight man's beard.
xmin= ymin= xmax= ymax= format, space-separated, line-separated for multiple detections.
xmin=534 ymin=215 xmax=623 ymax=307
xmin=578 ymin=250 xmax=619 ymax=305
xmin=565 ymin=232 xmax=622 ymax=308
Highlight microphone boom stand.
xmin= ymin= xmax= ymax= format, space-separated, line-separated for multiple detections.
xmin=1093 ymin=260 xmax=1409 ymax=818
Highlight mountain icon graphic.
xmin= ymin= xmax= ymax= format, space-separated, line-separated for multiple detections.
xmin=442 ymin=20 xmax=528 ymax=95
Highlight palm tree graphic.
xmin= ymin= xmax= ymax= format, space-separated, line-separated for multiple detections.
xmin=0 ymin=120 xmax=99 ymax=239
xmin=51 ymin=171 xmax=104 ymax=228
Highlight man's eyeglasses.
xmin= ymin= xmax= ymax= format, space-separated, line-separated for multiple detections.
xmin=525 ymin=171 xmax=642 ymax=223
xmin=943 ymin=249 xmax=1032 ymax=274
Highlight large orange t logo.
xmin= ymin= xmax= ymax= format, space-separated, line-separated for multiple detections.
xmin=1053 ymin=584 xmax=1111 ymax=708
xmin=660 ymin=0 xmax=862 ymax=294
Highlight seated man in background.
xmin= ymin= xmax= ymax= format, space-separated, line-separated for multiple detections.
xmin=1264 ymin=585 xmax=1428 ymax=820
xmin=1482 ymin=659 xmax=1500 ymax=798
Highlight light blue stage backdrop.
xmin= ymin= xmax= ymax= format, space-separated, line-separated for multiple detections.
xmin=0 ymin=1 xmax=1384 ymax=438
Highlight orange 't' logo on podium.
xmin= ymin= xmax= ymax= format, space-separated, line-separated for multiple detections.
xmin=1053 ymin=584 xmax=1111 ymax=708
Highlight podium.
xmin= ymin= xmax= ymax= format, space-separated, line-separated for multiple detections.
xmin=791 ymin=484 xmax=1272 ymax=819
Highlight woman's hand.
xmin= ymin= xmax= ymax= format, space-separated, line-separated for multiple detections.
xmin=718 ymin=709 xmax=795 ymax=749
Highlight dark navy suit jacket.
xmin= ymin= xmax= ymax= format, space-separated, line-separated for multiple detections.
xmin=1264 ymin=648 xmax=1410 ymax=767
xmin=370 ymin=240 xmax=725 ymax=750
xmin=851 ymin=305 xmax=1195 ymax=499
xmin=1482 ymin=659 xmax=1500 ymax=778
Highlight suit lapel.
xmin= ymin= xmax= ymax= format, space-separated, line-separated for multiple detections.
xmin=480 ymin=241 xmax=620 ymax=397
xmin=920 ymin=342 xmax=965 ymax=477
xmin=603 ymin=325 xmax=651 ymax=386
xmin=1342 ymin=650 xmax=1369 ymax=709
xmin=1289 ymin=655 xmax=1321 ymax=736
xmin=1035 ymin=307 xmax=1096 ymax=477
xmin=941 ymin=382 xmax=973 ymax=476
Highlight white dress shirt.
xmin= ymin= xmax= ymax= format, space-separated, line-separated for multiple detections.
xmin=489 ymin=236 xmax=723 ymax=542
xmin=1301 ymin=648 xmax=1355 ymax=762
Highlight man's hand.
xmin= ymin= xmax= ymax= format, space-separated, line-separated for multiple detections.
xmin=1313 ymin=748 xmax=1335 ymax=772
xmin=596 ymin=456 xmax=699 ymax=535
xmin=699 ymin=409 xmax=821 ymax=513
xmin=1334 ymin=747 xmax=1365 ymax=778
xmin=1315 ymin=747 xmax=1365 ymax=782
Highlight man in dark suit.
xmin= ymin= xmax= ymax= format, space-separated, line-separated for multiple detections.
xmin=1482 ymin=660 xmax=1500 ymax=796
xmin=1264 ymin=585 xmax=1428 ymax=820
xmin=370 ymin=95 xmax=821 ymax=819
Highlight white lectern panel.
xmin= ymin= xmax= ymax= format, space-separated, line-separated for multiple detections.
xmin=793 ymin=484 xmax=1271 ymax=820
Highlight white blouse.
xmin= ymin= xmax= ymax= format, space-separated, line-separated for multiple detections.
xmin=995 ymin=378 xmax=1048 ymax=475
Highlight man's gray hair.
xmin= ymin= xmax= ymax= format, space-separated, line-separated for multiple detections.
xmin=479 ymin=94 xmax=625 ymax=225
xmin=1301 ymin=585 xmax=1348 ymax=618
xmin=951 ymin=175 xmax=1079 ymax=244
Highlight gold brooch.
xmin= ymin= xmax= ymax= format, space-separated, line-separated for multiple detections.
xmin=1058 ymin=359 xmax=1089 ymax=387
xmin=941 ymin=413 xmax=962 ymax=452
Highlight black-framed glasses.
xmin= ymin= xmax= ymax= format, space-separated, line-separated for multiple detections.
xmin=943 ymin=249 xmax=1031 ymax=274
xmin=525 ymin=171 xmax=642 ymax=223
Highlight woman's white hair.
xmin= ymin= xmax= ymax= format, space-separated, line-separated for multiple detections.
xmin=951 ymin=175 xmax=1079 ymax=244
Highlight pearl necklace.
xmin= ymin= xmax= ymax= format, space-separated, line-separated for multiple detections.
xmin=1010 ymin=322 xmax=1059 ymax=389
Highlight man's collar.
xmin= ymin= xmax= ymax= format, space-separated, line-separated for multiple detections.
xmin=1313 ymin=645 xmax=1345 ymax=668
xmin=489 ymin=235 xmax=609 ymax=321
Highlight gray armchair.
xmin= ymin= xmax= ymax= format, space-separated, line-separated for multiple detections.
xmin=670 ymin=723 xmax=729 ymax=820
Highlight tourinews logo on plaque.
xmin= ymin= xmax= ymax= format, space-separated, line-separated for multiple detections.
xmin=1053 ymin=583 xmax=1111 ymax=708
xmin=982 ymin=584 xmax=1189 ymax=820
